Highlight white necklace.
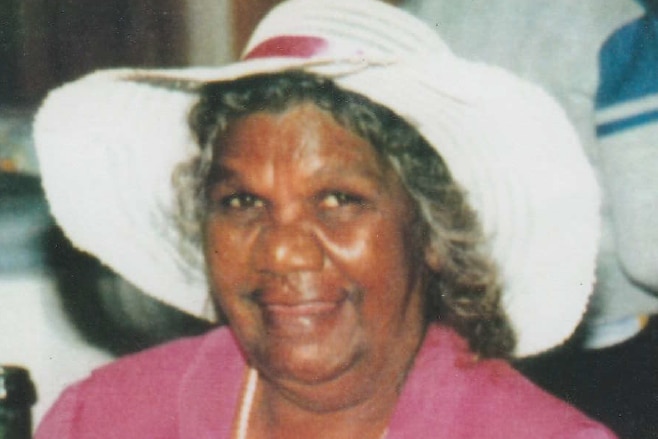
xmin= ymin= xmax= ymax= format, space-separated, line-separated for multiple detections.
xmin=234 ymin=368 xmax=389 ymax=439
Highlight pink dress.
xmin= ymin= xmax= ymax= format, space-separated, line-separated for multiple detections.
xmin=35 ymin=325 xmax=617 ymax=438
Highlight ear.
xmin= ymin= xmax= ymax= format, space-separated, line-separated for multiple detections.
xmin=424 ymin=243 xmax=443 ymax=272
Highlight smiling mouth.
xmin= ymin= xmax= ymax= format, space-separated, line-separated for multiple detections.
xmin=255 ymin=294 xmax=350 ymax=337
xmin=264 ymin=300 xmax=341 ymax=316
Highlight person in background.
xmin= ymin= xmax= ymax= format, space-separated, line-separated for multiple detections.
xmin=585 ymin=1 xmax=658 ymax=436
xmin=393 ymin=1 xmax=657 ymax=437
xmin=32 ymin=1 xmax=612 ymax=437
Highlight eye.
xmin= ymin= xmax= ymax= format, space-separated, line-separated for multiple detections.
xmin=319 ymin=192 xmax=366 ymax=209
xmin=219 ymin=193 xmax=265 ymax=210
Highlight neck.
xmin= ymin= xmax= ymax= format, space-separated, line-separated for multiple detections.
xmin=249 ymin=372 xmax=394 ymax=439
xmin=246 ymin=325 xmax=426 ymax=439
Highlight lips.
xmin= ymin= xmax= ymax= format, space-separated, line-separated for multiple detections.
xmin=265 ymin=300 xmax=341 ymax=317
xmin=264 ymin=300 xmax=347 ymax=339
xmin=250 ymin=283 xmax=352 ymax=338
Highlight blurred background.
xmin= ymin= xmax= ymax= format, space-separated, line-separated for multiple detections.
xmin=0 ymin=0 xmax=242 ymax=423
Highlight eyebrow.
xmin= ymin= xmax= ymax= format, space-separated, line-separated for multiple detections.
xmin=209 ymin=158 xmax=387 ymax=184
xmin=205 ymin=163 xmax=238 ymax=188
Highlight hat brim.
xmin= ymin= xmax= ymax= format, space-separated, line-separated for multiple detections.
xmin=34 ymin=3 xmax=600 ymax=357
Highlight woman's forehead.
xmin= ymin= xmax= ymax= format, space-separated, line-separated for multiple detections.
xmin=214 ymin=103 xmax=389 ymax=172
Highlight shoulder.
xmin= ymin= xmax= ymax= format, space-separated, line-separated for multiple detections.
xmin=390 ymin=326 xmax=617 ymax=438
xmin=460 ymin=357 xmax=616 ymax=437
xmin=35 ymin=327 xmax=238 ymax=439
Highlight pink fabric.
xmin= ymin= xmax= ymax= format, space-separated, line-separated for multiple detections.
xmin=387 ymin=328 xmax=617 ymax=439
xmin=35 ymin=326 xmax=616 ymax=438
xmin=244 ymin=35 xmax=329 ymax=59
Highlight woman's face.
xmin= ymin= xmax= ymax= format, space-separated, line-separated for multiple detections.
xmin=204 ymin=103 xmax=428 ymax=406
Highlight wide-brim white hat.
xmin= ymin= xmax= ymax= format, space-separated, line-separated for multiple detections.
xmin=34 ymin=0 xmax=600 ymax=357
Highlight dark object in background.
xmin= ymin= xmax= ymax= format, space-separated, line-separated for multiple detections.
xmin=0 ymin=0 xmax=186 ymax=105
xmin=0 ymin=1 xmax=22 ymax=103
xmin=0 ymin=366 xmax=37 ymax=439
xmin=515 ymin=318 xmax=658 ymax=439
xmin=0 ymin=173 xmax=51 ymax=274
xmin=46 ymin=225 xmax=212 ymax=356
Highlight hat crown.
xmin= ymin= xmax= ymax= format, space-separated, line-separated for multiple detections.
xmin=242 ymin=0 xmax=452 ymax=63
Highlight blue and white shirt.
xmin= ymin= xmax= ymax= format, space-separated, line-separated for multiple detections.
xmin=596 ymin=9 xmax=658 ymax=137
xmin=591 ymin=5 xmax=658 ymax=348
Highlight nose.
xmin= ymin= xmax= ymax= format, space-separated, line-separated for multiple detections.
xmin=254 ymin=224 xmax=324 ymax=274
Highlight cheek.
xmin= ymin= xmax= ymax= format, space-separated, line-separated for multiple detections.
xmin=325 ymin=216 xmax=419 ymax=303
xmin=203 ymin=221 xmax=254 ymax=299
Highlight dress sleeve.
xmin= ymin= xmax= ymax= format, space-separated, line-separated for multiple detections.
xmin=34 ymin=383 xmax=83 ymax=439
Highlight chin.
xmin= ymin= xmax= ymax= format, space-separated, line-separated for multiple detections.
xmin=260 ymin=338 xmax=364 ymax=385
xmin=259 ymin=343 xmax=376 ymax=413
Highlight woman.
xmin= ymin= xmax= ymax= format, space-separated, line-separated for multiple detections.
xmin=34 ymin=0 xmax=610 ymax=437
